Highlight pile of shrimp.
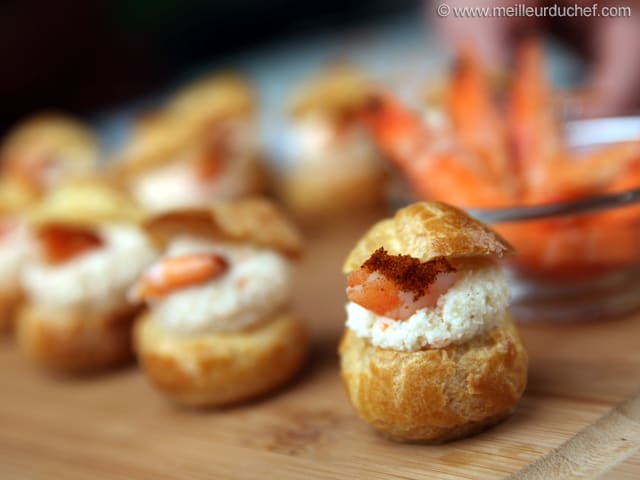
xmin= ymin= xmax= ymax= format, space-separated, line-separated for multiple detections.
xmin=360 ymin=42 xmax=640 ymax=276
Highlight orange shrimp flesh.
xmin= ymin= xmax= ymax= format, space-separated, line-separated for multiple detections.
xmin=346 ymin=248 xmax=457 ymax=321
xmin=37 ymin=224 xmax=104 ymax=265
xmin=195 ymin=120 xmax=235 ymax=182
xmin=509 ymin=40 xmax=567 ymax=195
xmin=360 ymin=92 xmax=432 ymax=169
xmin=448 ymin=49 xmax=513 ymax=188
xmin=130 ymin=253 xmax=229 ymax=301
xmin=196 ymin=146 xmax=226 ymax=180
xmin=361 ymin=92 xmax=514 ymax=207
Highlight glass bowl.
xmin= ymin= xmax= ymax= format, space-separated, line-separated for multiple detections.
xmin=389 ymin=116 xmax=640 ymax=322
xmin=469 ymin=187 xmax=640 ymax=322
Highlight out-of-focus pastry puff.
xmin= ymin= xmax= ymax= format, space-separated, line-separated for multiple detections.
xmin=132 ymin=198 xmax=308 ymax=407
xmin=0 ymin=113 xmax=99 ymax=196
xmin=16 ymin=180 xmax=157 ymax=372
xmin=114 ymin=74 xmax=265 ymax=213
xmin=280 ymin=65 xmax=388 ymax=218
xmin=339 ymin=201 xmax=528 ymax=442
xmin=0 ymin=179 xmax=36 ymax=334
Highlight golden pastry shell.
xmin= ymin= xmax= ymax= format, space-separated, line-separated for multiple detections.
xmin=343 ymin=201 xmax=514 ymax=273
xmin=143 ymin=197 xmax=303 ymax=257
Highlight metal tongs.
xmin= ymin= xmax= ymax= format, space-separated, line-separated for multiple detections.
xmin=469 ymin=116 xmax=640 ymax=223
xmin=468 ymin=187 xmax=640 ymax=223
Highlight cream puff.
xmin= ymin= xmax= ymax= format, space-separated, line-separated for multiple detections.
xmin=339 ymin=201 xmax=528 ymax=442
xmin=115 ymin=73 xmax=265 ymax=212
xmin=132 ymin=198 xmax=307 ymax=407
xmin=16 ymin=180 xmax=157 ymax=372
xmin=0 ymin=113 xmax=99 ymax=197
xmin=281 ymin=65 xmax=388 ymax=218
xmin=0 ymin=179 xmax=37 ymax=334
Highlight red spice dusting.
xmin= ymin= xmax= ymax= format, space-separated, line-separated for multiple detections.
xmin=38 ymin=224 xmax=104 ymax=264
xmin=360 ymin=247 xmax=455 ymax=300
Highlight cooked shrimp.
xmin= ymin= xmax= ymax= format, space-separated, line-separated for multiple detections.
xmin=509 ymin=40 xmax=567 ymax=196
xmin=130 ymin=253 xmax=228 ymax=301
xmin=448 ymin=49 xmax=514 ymax=189
xmin=195 ymin=122 xmax=232 ymax=181
xmin=196 ymin=146 xmax=226 ymax=180
xmin=346 ymin=248 xmax=457 ymax=321
xmin=361 ymin=92 xmax=514 ymax=207
xmin=38 ymin=224 xmax=103 ymax=264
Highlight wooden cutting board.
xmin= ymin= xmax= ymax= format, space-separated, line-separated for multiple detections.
xmin=1 ymin=211 xmax=639 ymax=479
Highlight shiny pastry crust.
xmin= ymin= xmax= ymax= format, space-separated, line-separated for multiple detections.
xmin=114 ymin=74 xmax=255 ymax=177
xmin=0 ymin=289 xmax=21 ymax=335
xmin=134 ymin=310 xmax=308 ymax=407
xmin=289 ymin=65 xmax=373 ymax=118
xmin=0 ymin=178 xmax=37 ymax=213
xmin=339 ymin=317 xmax=528 ymax=442
xmin=1 ymin=113 xmax=99 ymax=170
xmin=27 ymin=179 xmax=143 ymax=228
xmin=143 ymin=197 xmax=303 ymax=257
xmin=16 ymin=303 xmax=140 ymax=373
xmin=166 ymin=73 xmax=255 ymax=121
xmin=281 ymin=168 xmax=387 ymax=218
xmin=343 ymin=201 xmax=514 ymax=273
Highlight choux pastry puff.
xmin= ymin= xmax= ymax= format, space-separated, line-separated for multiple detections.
xmin=132 ymin=198 xmax=308 ymax=407
xmin=113 ymin=73 xmax=265 ymax=213
xmin=16 ymin=180 xmax=157 ymax=372
xmin=0 ymin=179 xmax=37 ymax=334
xmin=0 ymin=113 xmax=99 ymax=197
xmin=339 ymin=201 xmax=528 ymax=442
xmin=281 ymin=65 xmax=388 ymax=219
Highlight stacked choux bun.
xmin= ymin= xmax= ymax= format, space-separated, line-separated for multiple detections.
xmin=133 ymin=198 xmax=308 ymax=407
xmin=0 ymin=113 xmax=100 ymax=196
xmin=16 ymin=179 xmax=157 ymax=372
xmin=339 ymin=201 xmax=528 ymax=442
xmin=281 ymin=65 xmax=388 ymax=219
xmin=113 ymin=74 xmax=265 ymax=213
xmin=0 ymin=115 xmax=100 ymax=337
xmin=0 ymin=180 xmax=35 ymax=334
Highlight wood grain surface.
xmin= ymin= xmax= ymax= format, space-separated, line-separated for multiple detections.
xmin=1 ymin=211 xmax=639 ymax=479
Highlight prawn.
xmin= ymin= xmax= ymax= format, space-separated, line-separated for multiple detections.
xmin=130 ymin=253 xmax=228 ymax=301
xmin=448 ymin=49 xmax=515 ymax=190
xmin=346 ymin=248 xmax=457 ymax=321
xmin=361 ymin=92 xmax=514 ymax=207
xmin=38 ymin=224 xmax=103 ymax=264
xmin=508 ymin=40 xmax=567 ymax=199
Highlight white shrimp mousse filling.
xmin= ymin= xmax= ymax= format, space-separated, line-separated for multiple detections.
xmin=149 ymin=236 xmax=292 ymax=335
xmin=132 ymin=123 xmax=258 ymax=212
xmin=22 ymin=224 xmax=157 ymax=315
xmin=288 ymin=117 xmax=382 ymax=176
xmin=0 ymin=220 xmax=33 ymax=293
xmin=345 ymin=260 xmax=510 ymax=351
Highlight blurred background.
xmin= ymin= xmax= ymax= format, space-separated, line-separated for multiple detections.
xmin=1 ymin=0 xmax=599 ymax=139
xmin=1 ymin=0 xmax=421 ymax=136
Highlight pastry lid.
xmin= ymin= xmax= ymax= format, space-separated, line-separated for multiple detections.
xmin=289 ymin=65 xmax=373 ymax=118
xmin=111 ymin=113 xmax=203 ymax=177
xmin=27 ymin=179 xmax=144 ymax=228
xmin=166 ymin=72 xmax=255 ymax=121
xmin=113 ymin=73 xmax=255 ymax=177
xmin=1 ymin=113 xmax=99 ymax=171
xmin=0 ymin=178 xmax=37 ymax=215
xmin=343 ymin=201 xmax=514 ymax=273
xmin=144 ymin=197 xmax=303 ymax=257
